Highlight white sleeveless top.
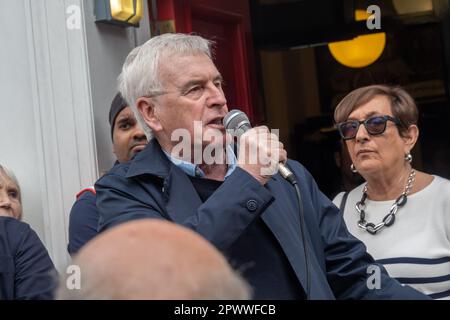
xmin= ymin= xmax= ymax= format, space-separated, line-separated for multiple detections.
xmin=333 ymin=176 xmax=450 ymax=299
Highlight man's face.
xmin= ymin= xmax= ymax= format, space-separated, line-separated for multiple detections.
xmin=150 ymin=53 xmax=228 ymax=155
xmin=112 ymin=107 xmax=147 ymax=163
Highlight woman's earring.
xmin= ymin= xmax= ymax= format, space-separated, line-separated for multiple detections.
xmin=350 ymin=163 xmax=358 ymax=173
xmin=405 ymin=153 xmax=413 ymax=163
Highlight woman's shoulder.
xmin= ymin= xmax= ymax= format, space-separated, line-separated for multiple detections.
xmin=332 ymin=192 xmax=345 ymax=207
xmin=431 ymin=174 xmax=450 ymax=184
xmin=429 ymin=175 xmax=450 ymax=194
xmin=0 ymin=217 xmax=32 ymax=253
xmin=332 ymin=183 xmax=366 ymax=207
xmin=409 ymin=174 xmax=450 ymax=208
xmin=0 ymin=216 xmax=31 ymax=235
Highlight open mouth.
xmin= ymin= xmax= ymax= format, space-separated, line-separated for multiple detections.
xmin=207 ymin=118 xmax=225 ymax=128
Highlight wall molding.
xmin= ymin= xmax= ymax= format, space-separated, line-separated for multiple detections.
xmin=24 ymin=0 xmax=98 ymax=269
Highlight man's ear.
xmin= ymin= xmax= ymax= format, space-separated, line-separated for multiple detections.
xmin=136 ymin=97 xmax=163 ymax=132
xmin=403 ymin=124 xmax=419 ymax=154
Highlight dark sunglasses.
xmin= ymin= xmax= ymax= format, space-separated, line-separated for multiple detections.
xmin=336 ymin=115 xmax=400 ymax=140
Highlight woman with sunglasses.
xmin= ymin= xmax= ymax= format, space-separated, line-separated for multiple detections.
xmin=332 ymin=85 xmax=450 ymax=300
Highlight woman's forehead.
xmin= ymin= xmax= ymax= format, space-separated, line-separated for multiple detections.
xmin=349 ymin=95 xmax=391 ymax=118
xmin=0 ymin=171 xmax=17 ymax=189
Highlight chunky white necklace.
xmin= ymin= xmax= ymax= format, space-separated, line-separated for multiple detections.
xmin=356 ymin=169 xmax=416 ymax=235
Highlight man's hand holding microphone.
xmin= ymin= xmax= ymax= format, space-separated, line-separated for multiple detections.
xmin=223 ymin=110 xmax=294 ymax=185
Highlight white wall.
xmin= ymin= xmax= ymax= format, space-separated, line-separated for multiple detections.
xmin=83 ymin=0 xmax=151 ymax=174
xmin=0 ymin=0 xmax=100 ymax=270
xmin=0 ymin=0 xmax=151 ymax=271
xmin=0 ymin=0 xmax=45 ymax=241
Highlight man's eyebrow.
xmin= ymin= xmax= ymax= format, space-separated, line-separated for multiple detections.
xmin=214 ymin=74 xmax=224 ymax=82
xmin=179 ymin=74 xmax=224 ymax=92
xmin=179 ymin=79 xmax=203 ymax=92
xmin=117 ymin=115 xmax=134 ymax=123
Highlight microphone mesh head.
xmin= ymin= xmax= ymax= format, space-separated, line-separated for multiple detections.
xmin=223 ymin=109 xmax=250 ymax=130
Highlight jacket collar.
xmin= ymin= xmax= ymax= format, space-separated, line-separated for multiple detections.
xmin=125 ymin=139 xmax=171 ymax=179
xmin=126 ymin=138 xmax=238 ymax=179
xmin=126 ymin=138 xmax=203 ymax=223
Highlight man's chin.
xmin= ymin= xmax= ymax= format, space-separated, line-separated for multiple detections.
xmin=205 ymin=124 xmax=225 ymax=131
xmin=202 ymin=138 xmax=228 ymax=150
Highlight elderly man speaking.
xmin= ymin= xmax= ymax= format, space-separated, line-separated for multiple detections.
xmin=95 ymin=33 xmax=428 ymax=300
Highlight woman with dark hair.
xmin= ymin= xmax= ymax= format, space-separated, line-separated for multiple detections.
xmin=333 ymin=85 xmax=450 ymax=300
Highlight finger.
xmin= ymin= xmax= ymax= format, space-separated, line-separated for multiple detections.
xmin=278 ymin=149 xmax=287 ymax=163
xmin=268 ymin=132 xmax=279 ymax=141
xmin=254 ymin=125 xmax=269 ymax=133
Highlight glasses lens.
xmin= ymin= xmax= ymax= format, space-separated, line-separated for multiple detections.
xmin=339 ymin=121 xmax=359 ymax=139
xmin=366 ymin=116 xmax=387 ymax=135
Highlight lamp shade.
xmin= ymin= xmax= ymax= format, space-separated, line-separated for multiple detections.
xmin=95 ymin=0 xmax=143 ymax=27
xmin=328 ymin=10 xmax=386 ymax=68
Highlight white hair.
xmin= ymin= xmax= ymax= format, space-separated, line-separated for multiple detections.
xmin=0 ymin=163 xmax=21 ymax=203
xmin=118 ymin=33 xmax=213 ymax=140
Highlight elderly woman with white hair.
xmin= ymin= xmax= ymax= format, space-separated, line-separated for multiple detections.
xmin=333 ymin=85 xmax=450 ymax=299
xmin=0 ymin=163 xmax=56 ymax=299
xmin=0 ymin=164 xmax=22 ymax=219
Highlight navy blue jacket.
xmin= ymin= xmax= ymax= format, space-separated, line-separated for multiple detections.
xmin=67 ymin=190 xmax=98 ymax=256
xmin=0 ymin=217 xmax=56 ymax=299
xmin=95 ymin=140 xmax=428 ymax=299
xmin=67 ymin=162 xmax=121 ymax=256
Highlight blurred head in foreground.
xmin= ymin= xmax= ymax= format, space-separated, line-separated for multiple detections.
xmin=58 ymin=219 xmax=251 ymax=299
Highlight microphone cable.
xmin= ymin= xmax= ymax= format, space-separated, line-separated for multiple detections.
xmin=284 ymin=169 xmax=311 ymax=300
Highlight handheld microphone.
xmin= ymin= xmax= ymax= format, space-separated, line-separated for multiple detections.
xmin=223 ymin=109 xmax=296 ymax=183
xmin=223 ymin=109 xmax=310 ymax=299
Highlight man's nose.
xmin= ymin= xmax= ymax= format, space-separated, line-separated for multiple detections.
xmin=133 ymin=127 xmax=146 ymax=141
xmin=206 ymin=84 xmax=227 ymax=108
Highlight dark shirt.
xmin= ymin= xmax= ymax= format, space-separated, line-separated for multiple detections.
xmin=188 ymin=176 xmax=306 ymax=299
xmin=0 ymin=217 xmax=56 ymax=299
xmin=68 ymin=163 xmax=122 ymax=256
xmin=67 ymin=190 xmax=98 ymax=256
